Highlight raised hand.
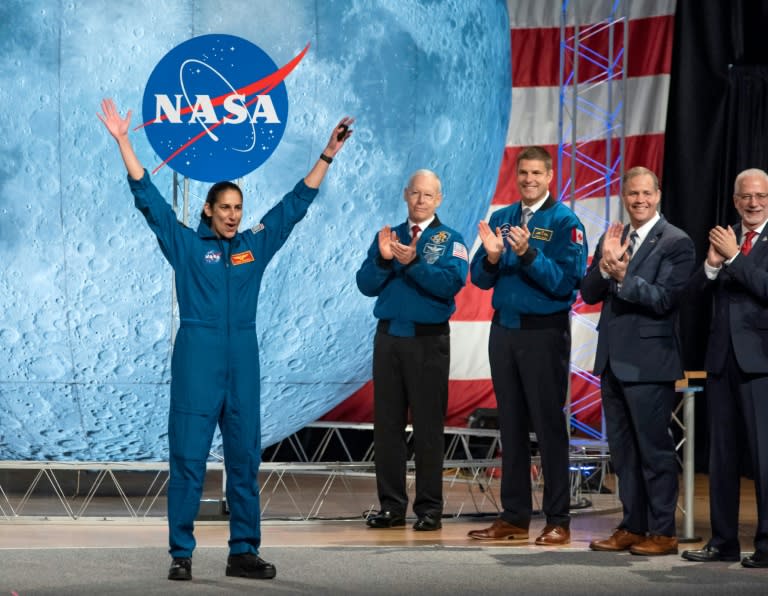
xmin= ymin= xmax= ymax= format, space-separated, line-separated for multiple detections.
xmin=378 ymin=225 xmax=398 ymax=260
xmin=600 ymin=222 xmax=630 ymax=282
xmin=97 ymin=98 xmax=143 ymax=180
xmin=391 ymin=232 xmax=418 ymax=265
xmin=97 ymin=98 xmax=132 ymax=140
xmin=602 ymin=222 xmax=630 ymax=262
xmin=506 ymin=223 xmax=530 ymax=256
xmin=323 ymin=116 xmax=355 ymax=157
xmin=709 ymin=225 xmax=739 ymax=260
xmin=478 ymin=220 xmax=504 ymax=264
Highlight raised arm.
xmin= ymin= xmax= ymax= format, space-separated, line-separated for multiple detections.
xmin=97 ymin=98 xmax=144 ymax=181
xmin=304 ymin=116 xmax=354 ymax=189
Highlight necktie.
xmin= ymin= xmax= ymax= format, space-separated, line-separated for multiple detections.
xmin=626 ymin=231 xmax=639 ymax=258
xmin=741 ymin=230 xmax=757 ymax=255
xmin=411 ymin=225 xmax=421 ymax=240
xmin=521 ymin=207 xmax=533 ymax=227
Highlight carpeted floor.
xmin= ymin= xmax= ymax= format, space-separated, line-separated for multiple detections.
xmin=2 ymin=544 xmax=767 ymax=595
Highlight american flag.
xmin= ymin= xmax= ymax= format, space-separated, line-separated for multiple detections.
xmin=324 ymin=0 xmax=676 ymax=430
xmin=452 ymin=242 xmax=468 ymax=261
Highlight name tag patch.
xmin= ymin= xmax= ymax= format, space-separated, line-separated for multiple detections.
xmin=531 ymin=227 xmax=553 ymax=241
xmin=231 ymin=250 xmax=255 ymax=265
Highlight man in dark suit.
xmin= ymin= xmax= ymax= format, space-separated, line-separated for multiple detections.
xmin=581 ymin=166 xmax=695 ymax=556
xmin=682 ymin=168 xmax=768 ymax=568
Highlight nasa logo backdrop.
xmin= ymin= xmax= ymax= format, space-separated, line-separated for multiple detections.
xmin=141 ymin=34 xmax=292 ymax=182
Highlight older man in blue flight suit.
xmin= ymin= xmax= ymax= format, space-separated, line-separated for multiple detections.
xmin=357 ymin=169 xmax=468 ymax=531
xmin=98 ymin=98 xmax=352 ymax=581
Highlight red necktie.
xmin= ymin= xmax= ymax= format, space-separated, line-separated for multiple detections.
xmin=411 ymin=225 xmax=421 ymax=240
xmin=741 ymin=231 xmax=756 ymax=255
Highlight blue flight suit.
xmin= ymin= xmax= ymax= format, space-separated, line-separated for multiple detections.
xmin=129 ymin=170 xmax=318 ymax=558
xmin=357 ymin=217 xmax=468 ymax=517
xmin=470 ymin=196 xmax=586 ymax=530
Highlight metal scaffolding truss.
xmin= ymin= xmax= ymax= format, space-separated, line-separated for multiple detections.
xmin=0 ymin=424 xmax=612 ymax=522
xmin=557 ymin=0 xmax=628 ymax=210
xmin=558 ymin=0 xmax=628 ymax=443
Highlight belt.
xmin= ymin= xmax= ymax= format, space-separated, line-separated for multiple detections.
xmin=377 ymin=319 xmax=450 ymax=337
xmin=492 ymin=309 xmax=569 ymax=330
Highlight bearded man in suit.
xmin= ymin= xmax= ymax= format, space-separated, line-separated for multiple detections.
xmin=682 ymin=168 xmax=768 ymax=568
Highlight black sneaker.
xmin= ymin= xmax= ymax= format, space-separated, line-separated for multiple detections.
xmin=168 ymin=557 xmax=192 ymax=581
xmin=225 ymin=553 xmax=277 ymax=579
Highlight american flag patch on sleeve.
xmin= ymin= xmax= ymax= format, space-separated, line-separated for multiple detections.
xmin=452 ymin=242 xmax=468 ymax=261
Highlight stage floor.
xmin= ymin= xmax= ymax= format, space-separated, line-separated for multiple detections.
xmin=0 ymin=473 xmax=760 ymax=549
xmin=1 ymin=473 xmax=767 ymax=595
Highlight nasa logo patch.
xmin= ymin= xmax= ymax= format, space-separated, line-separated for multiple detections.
xmin=204 ymin=250 xmax=222 ymax=264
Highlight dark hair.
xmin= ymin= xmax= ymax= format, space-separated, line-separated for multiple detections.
xmin=516 ymin=146 xmax=553 ymax=171
xmin=200 ymin=181 xmax=243 ymax=226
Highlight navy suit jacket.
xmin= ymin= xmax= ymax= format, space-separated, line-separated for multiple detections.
xmin=581 ymin=217 xmax=696 ymax=383
xmin=689 ymin=223 xmax=768 ymax=375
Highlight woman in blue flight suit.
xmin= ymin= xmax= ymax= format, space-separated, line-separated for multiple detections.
xmin=98 ymin=99 xmax=352 ymax=581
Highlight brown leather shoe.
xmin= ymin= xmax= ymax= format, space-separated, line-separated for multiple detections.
xmin=467 ymin=518 xmax=529 ymax=541
xmin=629 ymin=535 xmax=679 ymax=556
xmin=535 ymin=524 xmax=570 ymax=546
xmin=590 ymin=528 xmax=646 ymax=552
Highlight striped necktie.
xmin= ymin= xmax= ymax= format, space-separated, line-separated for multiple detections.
xmin=626 ymin=231 xmax=639 ymax=258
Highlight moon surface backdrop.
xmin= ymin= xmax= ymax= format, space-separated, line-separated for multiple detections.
xmin=0 ymin=0 xmax=511 ymax=460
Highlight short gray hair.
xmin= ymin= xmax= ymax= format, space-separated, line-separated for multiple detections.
xmin=407 ymin=169 xmax=442 ymax=194
xmin=733 ymin=168 xmax=768 ymax=194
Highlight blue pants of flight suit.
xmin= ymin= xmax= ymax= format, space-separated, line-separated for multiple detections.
xmin=167 ymin=323 xmax=262 ymax=558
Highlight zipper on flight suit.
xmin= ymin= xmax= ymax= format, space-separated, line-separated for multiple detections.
xmin=219 ymin=237 xmax=232 ymax=391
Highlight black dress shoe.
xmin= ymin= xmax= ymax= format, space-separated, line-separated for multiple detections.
xmin=413 ymin=514 xmax=442 ymax=531
xmin=168 ymin=557 xmax=192 ymax=581
xmin=226 ymin=553 xmax=277 ymax=579
xmin=741 ymin=551 xmax=768 ymax=568
xmin=682 ymin=544 xmax=740 ymax=562
xmin=366 ymin=510 xmax=406 ymax=528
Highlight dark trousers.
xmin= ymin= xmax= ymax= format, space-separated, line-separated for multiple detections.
xmin=707 ymin=346 xmax=768 ymax=554
xmin=488 ymin=322 xmax=571 ymax=528
xmin=372 ymin=330 xmax=449 ymax=517
xmin=601 ymin=363 xmax=678 ymax=537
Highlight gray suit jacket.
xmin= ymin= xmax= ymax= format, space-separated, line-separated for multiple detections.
xmin=581 ymin=217 xmax=696 ymax=383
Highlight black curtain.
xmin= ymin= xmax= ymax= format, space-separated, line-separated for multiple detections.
xmin=662 ymin=0 xmax=768 ymax=470
xmin=722 ymin=65 xmax=768 ymax=210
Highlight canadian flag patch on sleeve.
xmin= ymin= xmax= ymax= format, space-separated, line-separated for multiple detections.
xmin=571 ymin=228 xmax=584 ymax=245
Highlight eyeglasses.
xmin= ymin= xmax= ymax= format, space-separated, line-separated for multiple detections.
xmin=407 ymin=190 xmax=438 ymax=201
xmin=736 ymin=193 xmax=768 ymax=202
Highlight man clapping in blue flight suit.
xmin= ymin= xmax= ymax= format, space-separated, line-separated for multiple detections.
xmin=98 ymin=98 xmax=352 ymax=581
xmin=357 ymin=170 xmax=468 ymax=532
